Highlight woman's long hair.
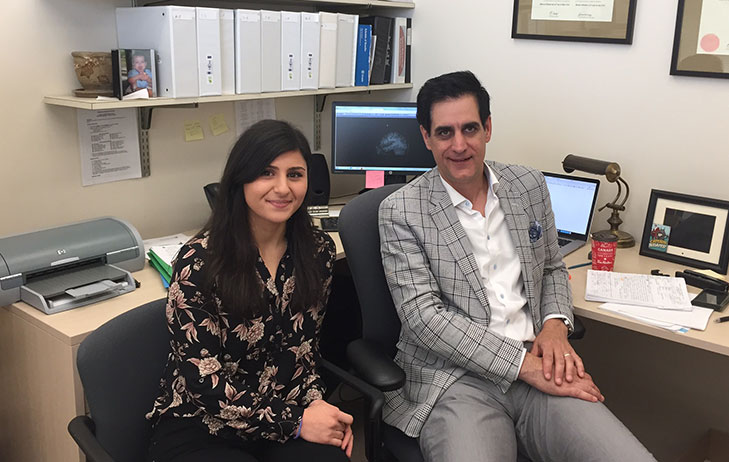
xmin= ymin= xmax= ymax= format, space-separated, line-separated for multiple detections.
xmin=203 ymin=119 xmax=322 ymax=318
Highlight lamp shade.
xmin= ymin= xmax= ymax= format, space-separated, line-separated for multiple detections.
xmin=562 ymin=154 xmax=621 ymax=182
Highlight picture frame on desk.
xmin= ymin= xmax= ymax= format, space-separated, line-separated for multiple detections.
xmin=670 ymin=0 xmax=729 ymax=80
xmin=511 ymin=0 xmax=637 ymax=44
xmin=640 ymin=189 xmax=729 ymax=274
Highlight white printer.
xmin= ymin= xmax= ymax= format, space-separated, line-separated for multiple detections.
xmin=0 ymin=217 xmax=145 ymax=315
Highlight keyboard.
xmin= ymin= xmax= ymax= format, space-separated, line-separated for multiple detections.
xmin=307 ymin=205 xmax=330 ymax=217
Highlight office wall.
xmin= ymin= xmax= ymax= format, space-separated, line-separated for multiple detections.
xmin=0 ymin=0 xmax=375 ymax=240
xmin=412 ymin=0 xmax=728 ymax=243
xmin=3 ymin=0 xmax=726 ymax=243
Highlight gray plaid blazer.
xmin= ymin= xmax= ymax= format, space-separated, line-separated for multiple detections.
xmin=378 ymin=161 xmax=573 ymax=437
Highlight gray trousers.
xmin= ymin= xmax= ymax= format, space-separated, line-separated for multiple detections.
xmin=418 ymin=373 xmax=656 ymax=462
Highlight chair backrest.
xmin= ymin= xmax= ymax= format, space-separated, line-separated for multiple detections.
xmin=76 ymin=298 xmax=169 ymax=462
xmin=339 ymin=184 xmax=404 ymax=357
xmin=203 ymin=182 xmax=220 ymax=210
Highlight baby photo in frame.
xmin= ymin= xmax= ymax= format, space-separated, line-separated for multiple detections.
xmin=112 ymin=48 xmax=158 ymax=99
xmin=640 ymin=189 xmax=729 ymax=274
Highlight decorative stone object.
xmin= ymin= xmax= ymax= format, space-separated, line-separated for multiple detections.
xmin=71 ymin=51 xmax=114 ymax=97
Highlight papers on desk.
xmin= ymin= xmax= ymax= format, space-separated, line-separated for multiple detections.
xmin=599 ymin=301 xmax=714 ymax=332
xmin=585 ymin=270 xmax=693 ymax=311
xmin=586 ymin=270 xmax=712 ymax=332
xmin=143 ymin=233 xmax=190 ymax=289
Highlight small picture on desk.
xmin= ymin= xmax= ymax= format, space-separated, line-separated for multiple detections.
xmin=648 ymin=223 xmax=670 ymax=253
xmin=111 ymin=48 xmax=157 ymax=99
xmin=640 ymin=189 xmax=729 ymax=274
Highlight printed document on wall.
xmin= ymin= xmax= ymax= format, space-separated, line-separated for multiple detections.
xmin=77 ymin=108 xmax=142 ymax=186
xmin=531 ymin=0 xmax=614 ymax=22
xmin=235 ymin=99 xmax=276 ymax=136
xmin=697 ymin=0 xmax=729 ymax=55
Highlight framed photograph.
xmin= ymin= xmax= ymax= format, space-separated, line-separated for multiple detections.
xmin=640 ymin=189 xmax=729 ymax=274
xmin=511 ymin=0 xmax=638 ymax=44
xmin=670 ymin=0 xmax=729 ymax=79
xmin=111 ymin=48 xmax=158 ymax=100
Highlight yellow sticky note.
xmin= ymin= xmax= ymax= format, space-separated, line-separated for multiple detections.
xmin=209 ymin=114 xmax=229 ymax=136
xmin=184 ymin=121 xmax=204 ymax=142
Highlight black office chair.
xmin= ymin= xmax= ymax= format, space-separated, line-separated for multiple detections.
xmin=69 ymin=299 xmax=383 ymax=462
xmin=203 ymin=182 xmax=220 ymax=210
xmin=339 ymin=184 xmax=586 ymax=462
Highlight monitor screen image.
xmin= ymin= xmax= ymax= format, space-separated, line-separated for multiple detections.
xmin=331 ymin=102 xmax=435 ymax=180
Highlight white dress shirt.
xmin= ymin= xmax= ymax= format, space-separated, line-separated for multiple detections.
xmin=440 ymin=165 xmax=570 ymax=371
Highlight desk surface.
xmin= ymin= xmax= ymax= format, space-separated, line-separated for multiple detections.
xmin=5 ymin=232 xmax=729 ymax=356
xmin=565 ymin=245 xmax=729 ymax=357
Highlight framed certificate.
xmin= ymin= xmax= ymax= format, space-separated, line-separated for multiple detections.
xmin=511 ymin=0 xmax=638 ymax=44
xmin=670 ymin=0 xmax=729 ymax=79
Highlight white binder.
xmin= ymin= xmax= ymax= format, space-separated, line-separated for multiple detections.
xmin=335 ymin=13 xmax=358 ymax=87
xmin=234 ymin=9 xmax=261 ymax=94
xmin=196 ymin=7 xmax=222 ymax=96
xmin=116 ymin=6 xmax=198 ymax=98
xmin=281 ymin=12 xmax=301 ymax=91
xmin=300 ymin=12 xmax=320 ymax=90
xmin=260 ymin=10 xmax=282 ymax=93
xmin=318 ymin=12 xmax=338 ymax=89
xmin=219 ymin=9 xmax=235 ymax=95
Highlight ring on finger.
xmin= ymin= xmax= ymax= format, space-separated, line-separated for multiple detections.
xmin=564 ymin=353 xmax=571 ymax=357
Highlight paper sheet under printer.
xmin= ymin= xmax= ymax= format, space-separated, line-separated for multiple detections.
xmin=0 ymin=217 xmax=145 ymax=314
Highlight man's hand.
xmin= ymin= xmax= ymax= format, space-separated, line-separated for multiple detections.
xmin=518 ymin=352 xmax=604 ymax=402
xmin=301 ymin=399 xmax=354 ymax=452
xmin=530 ymin=318 xmax=584 ymax=385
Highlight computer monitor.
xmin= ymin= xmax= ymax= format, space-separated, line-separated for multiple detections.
xmin=331 ymin=101 xmax=435 ymax=184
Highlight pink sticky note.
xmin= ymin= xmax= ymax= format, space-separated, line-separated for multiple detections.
xmin=365 ymin=170 xmax=385 ymax=189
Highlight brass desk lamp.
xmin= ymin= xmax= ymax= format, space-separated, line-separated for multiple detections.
xmin=562 ymin=154 xmax=635 ymax=248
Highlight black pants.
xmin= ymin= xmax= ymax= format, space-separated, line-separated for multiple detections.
xmin=148 ymin=417 xmax=350 ymax=462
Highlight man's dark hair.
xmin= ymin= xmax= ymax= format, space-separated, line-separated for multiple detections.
xmin=203 ymin=119 xmax=323 ymax=318
xmin=416 ymin=70 xmax=491 ymax=134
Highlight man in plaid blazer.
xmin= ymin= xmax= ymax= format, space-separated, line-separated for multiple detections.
xmin=378 ymin=71 xmax=655 ymax=461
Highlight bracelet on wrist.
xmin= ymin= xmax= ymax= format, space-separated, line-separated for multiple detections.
xmin=293 ymin=418 xmax=303 ymax=439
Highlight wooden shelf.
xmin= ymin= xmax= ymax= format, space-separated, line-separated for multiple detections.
xmin=43 ymin=83 xmax=413 ymax=110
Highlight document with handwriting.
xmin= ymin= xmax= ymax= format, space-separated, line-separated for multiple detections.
xmin=585 ymin=270 xmax=693 ymax=311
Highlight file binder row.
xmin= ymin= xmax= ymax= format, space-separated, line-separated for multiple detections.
xmin=115 ymin=6 xmax=411 ymax=99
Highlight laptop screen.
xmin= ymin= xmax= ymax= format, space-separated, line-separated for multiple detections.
xmin=543 ymin=172 xmax=600 ymax=239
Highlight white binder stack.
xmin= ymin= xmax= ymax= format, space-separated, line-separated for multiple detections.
xmin=234 ymin=9 xmax=261 ymax=94
xmin=116 ymin=6 xmax=199 ymax=98
xmin=196 ymin=7 xmax=222 ymax=96
xmin=318 ymin=12 xmax=338 ymax=89
xmin=260 ymin=10 xmax=282 ymax=93
xmin=300 ymin=12 xmax=321 ymax=90
xmin=335 ymin=13 xmax=358 ymax=88
xmin=281 ymin=11 xmax=301 ymax=91
xmin=219 ymin=9 xmax=235 ymax=95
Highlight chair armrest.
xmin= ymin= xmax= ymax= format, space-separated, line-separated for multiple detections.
xmin=320 ymin=358 xmax=386 ymax=462
xmin=570 ymin=315 xmax=586 ymax=340
xmin=67 ymin=415 xmax=115 ymax=462
xmin=346 ymin=339 xmax=406 ymax=392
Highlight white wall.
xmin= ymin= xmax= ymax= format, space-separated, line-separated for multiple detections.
xmin=2 ymin=0 xmax=726 ymax=244
xmin=412 ymin=0 xmax=729 ymax=242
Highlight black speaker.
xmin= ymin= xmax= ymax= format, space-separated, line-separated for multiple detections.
xmin=309 ymin=153 xmax=330 ymax=206
xmin=203 ymin=182 xmax=220 ymax=210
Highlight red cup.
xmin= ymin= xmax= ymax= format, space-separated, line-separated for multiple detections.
xmin=591 ymin=231 xmax=618 ymax=271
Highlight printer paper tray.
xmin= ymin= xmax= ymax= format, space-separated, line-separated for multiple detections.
xmin=25 ymin=264 xmax=127 ymax=298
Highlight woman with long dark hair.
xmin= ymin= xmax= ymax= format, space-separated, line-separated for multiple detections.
xmin=147 ymin=120 xmax=353 ymax=462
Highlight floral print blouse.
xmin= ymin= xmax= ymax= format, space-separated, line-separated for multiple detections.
xmin=146 ymin=229 xmax=336 ymax=443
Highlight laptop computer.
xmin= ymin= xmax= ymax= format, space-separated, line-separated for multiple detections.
xmin=543 ymin=171 xmax=601 ymax=256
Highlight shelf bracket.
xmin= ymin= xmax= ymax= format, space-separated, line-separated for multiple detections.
xmin=136 ymin=103 xmax=199 ymax=177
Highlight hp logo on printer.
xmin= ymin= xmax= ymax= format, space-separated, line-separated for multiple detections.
xmin=57 ymin=249 xmax=67 ymax=255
